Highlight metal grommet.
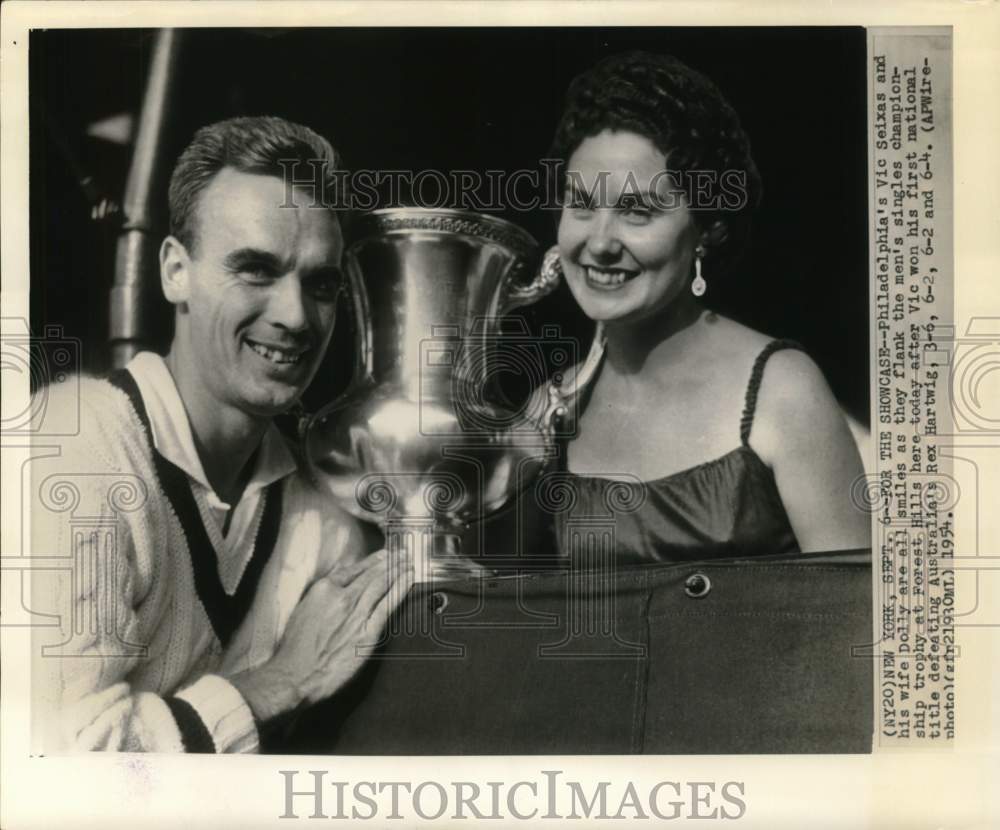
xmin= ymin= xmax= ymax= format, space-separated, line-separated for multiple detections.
xmin=430 ymin=592 xmax=449 ymax=615
xmin=683 ymin=572 xmax=712 ymax=599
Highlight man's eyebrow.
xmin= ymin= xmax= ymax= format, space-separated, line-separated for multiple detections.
xmin=222 ymin=248 xmax=285 ymax=271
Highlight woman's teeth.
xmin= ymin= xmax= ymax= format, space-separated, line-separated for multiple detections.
xmin=585 ymin=266 xmax=636 ymax=286
xmin=248 ymin=342 xmax=304 ymax=365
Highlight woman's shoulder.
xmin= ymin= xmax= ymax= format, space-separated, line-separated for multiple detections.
xmin=696 ymin=314 xmax=838 ymax=443
xmin=700 ymin=314 xmax=820 ymax=389
xmin=741 ymin=337 xmax=845 ymax=462
xmin=701 ymin=313 xmax=778 ymax=358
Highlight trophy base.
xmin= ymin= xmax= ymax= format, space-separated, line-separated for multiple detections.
xmin=416 ymin=556 xmax=495 ymax=583
xmin=387 ymin=523 xmax=495 ymax=584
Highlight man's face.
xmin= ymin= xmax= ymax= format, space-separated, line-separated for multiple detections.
xmin=165 ymin=168 xmax=343 ymax=417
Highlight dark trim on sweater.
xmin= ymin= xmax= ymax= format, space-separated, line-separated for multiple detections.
xmin=106 ymin=368 xmax=284 ymax=648
xmin=164 ymin=696 xmax=217 ymax=753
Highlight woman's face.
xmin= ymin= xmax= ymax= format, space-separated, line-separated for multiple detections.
xmin=557 ymin=129 xmax=700 ymax=326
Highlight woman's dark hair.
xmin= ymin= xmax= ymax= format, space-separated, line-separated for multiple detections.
xmin=549 ymin=51 xmax=762 ymax=273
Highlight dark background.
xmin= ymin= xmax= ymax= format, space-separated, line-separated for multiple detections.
xmin=30 ymin=26 xmax=869 ymax=422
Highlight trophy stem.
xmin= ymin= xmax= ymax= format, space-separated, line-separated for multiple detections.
xmin=384 ymin=519 xmax=493 ymax=584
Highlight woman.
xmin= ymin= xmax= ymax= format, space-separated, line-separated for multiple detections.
xmin=545 ymin=51 xmax=870 ymax=562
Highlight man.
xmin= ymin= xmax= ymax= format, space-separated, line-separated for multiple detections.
xmin=32 ymin=116 xmax=411 ymax=753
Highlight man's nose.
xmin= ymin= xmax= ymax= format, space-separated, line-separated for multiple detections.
xmin=267 ymin=275 xmax=309 ymax=333
xmin=585 ymin=211 xmax=623 ymax=260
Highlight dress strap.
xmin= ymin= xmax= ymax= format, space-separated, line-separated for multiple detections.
xmin=739 ymin=339 xmax=805 ymax=446
xmin=107 ymin=368 xmax=154 ymax=445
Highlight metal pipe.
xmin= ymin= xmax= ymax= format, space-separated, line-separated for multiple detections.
xmin=109 ymin=28 xmax=183 ymax=368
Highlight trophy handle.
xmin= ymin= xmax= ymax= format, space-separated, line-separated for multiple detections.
xmin=496 ymin=244 xmax=608 ymax=436
xmin=497 ymin=244 xmax=562 ymax=315
xmin=297 ymin=259 xmax=373 ymax=442
xmin=343 ymin=258 xmax=374 ymax=387
xmin=542 ymin=321 xmax=606 ymax=436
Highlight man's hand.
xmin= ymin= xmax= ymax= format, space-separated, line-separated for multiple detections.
xmin=230 ymin=548 xmax=413 ymax=723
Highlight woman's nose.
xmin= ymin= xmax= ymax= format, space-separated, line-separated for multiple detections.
xmin=585 ymin=211 xmax=623 ymax=260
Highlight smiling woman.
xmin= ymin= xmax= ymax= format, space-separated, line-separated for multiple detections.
xmin=544 ymin=52 xmax=870 ymax=561
xmin=558 ymin=130 xmax=702 ymax=324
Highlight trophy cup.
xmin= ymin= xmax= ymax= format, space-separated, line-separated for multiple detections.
xmin=303 ymin=208 xmax=601 ymax=580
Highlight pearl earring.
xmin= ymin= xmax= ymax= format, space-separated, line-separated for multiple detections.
xmin=691 ymin=245 xmax=707 ymax=297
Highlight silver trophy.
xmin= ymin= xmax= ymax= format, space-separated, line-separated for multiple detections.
xmin=303 ymin=208 xmax=603 ymax=580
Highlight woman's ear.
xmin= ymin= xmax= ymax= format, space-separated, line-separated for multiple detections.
xmin=160 ymin=235 xmax=191 ymax=305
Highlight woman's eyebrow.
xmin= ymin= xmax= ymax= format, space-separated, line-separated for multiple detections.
xmin=621 ymin=187 xmax=686 ymax=210
xmin=617 ymin=188 xmax=657 ymax=203
xmin=563 ymin=179 xmax=595 ymax=202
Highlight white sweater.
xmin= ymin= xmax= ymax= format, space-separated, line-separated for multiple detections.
xmin=30 ymin=363 xmax=365 ymax=753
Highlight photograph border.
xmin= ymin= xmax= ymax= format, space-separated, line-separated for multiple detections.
xmin=3 ymin=2 xmax=997 ymax=829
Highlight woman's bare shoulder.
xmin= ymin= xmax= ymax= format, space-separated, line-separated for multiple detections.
xmin=698 ymin=314 xmax=840 ymax=441
xmin=749 ymin=346 xmax=847 ymax=461
xmin=742 ymin=344 xmax=870 ymax=551
xmin=700 ymin=313 xmax=777 ymax=358
xmin=753 ymin=346 xmax=832 ymax=406
xmin=694 ymin=314 xmax=790 ymax=391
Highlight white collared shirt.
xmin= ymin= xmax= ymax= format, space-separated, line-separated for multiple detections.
xmin=127 ymin=351 xmax=298 ymax=595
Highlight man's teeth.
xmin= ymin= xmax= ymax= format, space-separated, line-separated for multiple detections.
xmin=586 ymin=266 xmax=635 ymax=286
xmin=248 ymin=342 xmax=304 ymax=364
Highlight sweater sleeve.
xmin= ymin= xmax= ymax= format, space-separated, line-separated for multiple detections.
xmin=35 ymin=564 xmax=259 ymax=753
xmin=31 ymin=382 xmax=259 ymax=754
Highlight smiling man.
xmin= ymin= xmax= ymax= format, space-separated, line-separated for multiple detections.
xmin=33 ymin=116 xmax=412 ymax=753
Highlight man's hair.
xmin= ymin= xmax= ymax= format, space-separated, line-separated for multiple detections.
xmin=168 ymin=115 xmax=348 ymax=252
xmin=549 ymin=51 xmax=761 ymax=274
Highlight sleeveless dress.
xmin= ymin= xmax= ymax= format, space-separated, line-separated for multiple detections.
xmin=552 ymin=340 xmax=803 ymax=564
